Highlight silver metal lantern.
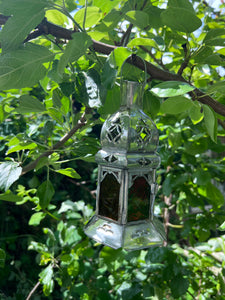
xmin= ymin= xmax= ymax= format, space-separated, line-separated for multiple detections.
xmin=84 ymin=79 xmax=166 ymax=251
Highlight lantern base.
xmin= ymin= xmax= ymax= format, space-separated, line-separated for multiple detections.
xmin=84 ymin=215 xmax=166 ymax=251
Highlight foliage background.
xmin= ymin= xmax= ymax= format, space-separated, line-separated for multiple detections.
xmin=0 ymin=0 xmax=225 ymax=299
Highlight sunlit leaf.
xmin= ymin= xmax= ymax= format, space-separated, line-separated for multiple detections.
xmin=151 ymin=81 xmax=195 ymax=97
xmin=29 ymin=212 xmax=46 ymax=226
xmin=74 ymin=6 xmax=102 ymax=28
xmin=189 ymin=105 xmax=203 ymax=124
xmin=56 ymin=168 xmax=81 ymax=179
xmin=219 ymin=221 xmax=225 ymax=231
xmin=7 ymin=142 xmax=37 ymax=155
xmin=127 ymin=38 xmax=157 ymax=48
xmin=0 ymin=161 xmax=22 ymax=191
xmin=125 ymin=10 xmax=149 ymax=29
xmin=45 ymin=9 xmax=68 ymax=26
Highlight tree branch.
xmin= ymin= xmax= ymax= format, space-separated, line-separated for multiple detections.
xmin=1 ymin=14 xmax=225 ymax=118
xmin=26 ymin=281 xmax=41 ymax=300
xmin=21 ymin=109 xmax=87 ymax=175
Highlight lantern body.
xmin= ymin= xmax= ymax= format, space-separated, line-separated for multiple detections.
xmin=84 ymin=80 xmax=166 ymax=250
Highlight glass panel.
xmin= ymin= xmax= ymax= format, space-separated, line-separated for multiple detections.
xmin=99 ymin=173 xmax=120 ymax=221
xmin=128 ymin=176 xmax=150 ymax=222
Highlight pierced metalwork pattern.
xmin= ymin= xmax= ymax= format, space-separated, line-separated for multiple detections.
xmin=106 ymin=118 xmax=122 ymax=143
xmin=104 ymin=155 xmax=118 ymax=163
xmin=97 ymin=224 xmax=113 ymax=235
xmin=138 ymin=157 xmax=151 ymax=166
xmin=101 ymin=170 xmax=119 ymax=183
xmin=131 ymin=229 xmax=149 ymax=239
xmin=136 ymin=119 xmax=152 ymax=148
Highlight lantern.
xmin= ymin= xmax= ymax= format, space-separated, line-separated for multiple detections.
xmin=84 ymin=79 xmax=166 ymax=250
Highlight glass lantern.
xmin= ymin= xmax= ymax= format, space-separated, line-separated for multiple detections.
xmin=84 ymin=80 xmax=166 ymax=251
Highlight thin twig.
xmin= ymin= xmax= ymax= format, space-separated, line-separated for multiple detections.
xmin=26 ymin=281 xmax=41 ymax=300
xmin=140 ymin=45 xmax=168 ymax=71
xmin=21 ymin=109 xmax=88 ymax=175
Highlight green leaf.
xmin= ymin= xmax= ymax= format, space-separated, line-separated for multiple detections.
xmin=93 ymin=0 xmax=121 ymax=14
xmin=218 ymin=221 xmax=225 ymax=231
xmin=205 ymin=54 xmax=224 ymax=66
xmin=7 ymin=142 xmax=37 ymax=155
xmin=161 ymin=8 xmax=202 ymax=33
xmin=58 ymin=200 xmax=76 ymax=214
xmin=64 ymin=225 xmax=82 ymax=245
xmin=37 ymin=180 xmax=55 ymax=209
xmin=0 ymin=190 xmax=23 ymax=202
xmin=145 ymin=6 xmax=164 ymax=29
xmin=206 ymin=182 xmax=224 ymax=208
xmin=0 ymin=161 xmax=22 ymax=191
xmin=47 ymin=108 xmax=64 ymax=125
xmin=143 ymin=91 xmax=160 ymax=119
xmin=192 ymin=46 xmax=213 ymax=63
xmin=151 ymin=81 xmax=195 ymax=97
xmin=160 ymin=96 xmax=194 ymax=114
xmin=74 ymin=6 xmax=102 ymax=29
xmin=56 ymin=168 xmax=81 ymax=179
xmin=0 ymin=249 xmax=6 ymax=268
xmin=204 ymin=28 xmax=225 ymax=46
xmin=98 ymin=85 xmax=120 ymax=114
xmin=52 ymin=88 xmax=62 ymax=108
xmin=203 ymin=104 xmax=217 ymax=143
xmin=16 ymin=95 xmax=46 ymax=113
xmin=170 ymin=275 xmax=189 ymax=298
xmin=109 ymin=47 xmax=132 ymax=70
xmin=0 ymin=2 xmax=46 ymax=51
xmin=189 ymin=105 xmax=203 ymax=124
xmin=0 ymin=0 xmax=48 ymax=15
xmin=29 ymin=212 xmax=46 ymax=226
xmin=208 ymin=81 xmax=225 ymax=94
xmin=39 ymin=265 xmax=54 ymax=296
xmin=167 ymin=0 xmax=195 ymax=13
xmin=0 ymin=43 xmax=54 ymax=90
xmin=57 ymin=32 xmax=92 ymax=75
xmin=125 ymin=10 xmax=149 ymax=29
xmin=127 ymin=38 xmax=157 ymax=48
xmin=101 ymin=47 xmax=131 ymax=89
xmin=45 ymin=9 xmax=68 ymax=26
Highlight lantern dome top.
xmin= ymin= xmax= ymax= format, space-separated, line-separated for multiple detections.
xmin=96 ymin=80 xmax=160 ymax=169
xmin=101 ymin=80 xmax=158 ymax=153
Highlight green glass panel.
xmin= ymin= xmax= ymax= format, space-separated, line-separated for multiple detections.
xmin=99 ymin=173 xmax=120 ymax=221
xmin=128 ymin=176 xmax=150 ymax=222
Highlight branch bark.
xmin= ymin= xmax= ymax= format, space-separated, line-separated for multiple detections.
xmin=1 ymin=14 xmax=225 ymax=118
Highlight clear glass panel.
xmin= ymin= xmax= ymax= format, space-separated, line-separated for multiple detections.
xmin=99 ymin=173 xmax=120 ymax=221
xmin=128 ymin=176 xmax=150 ymax=222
